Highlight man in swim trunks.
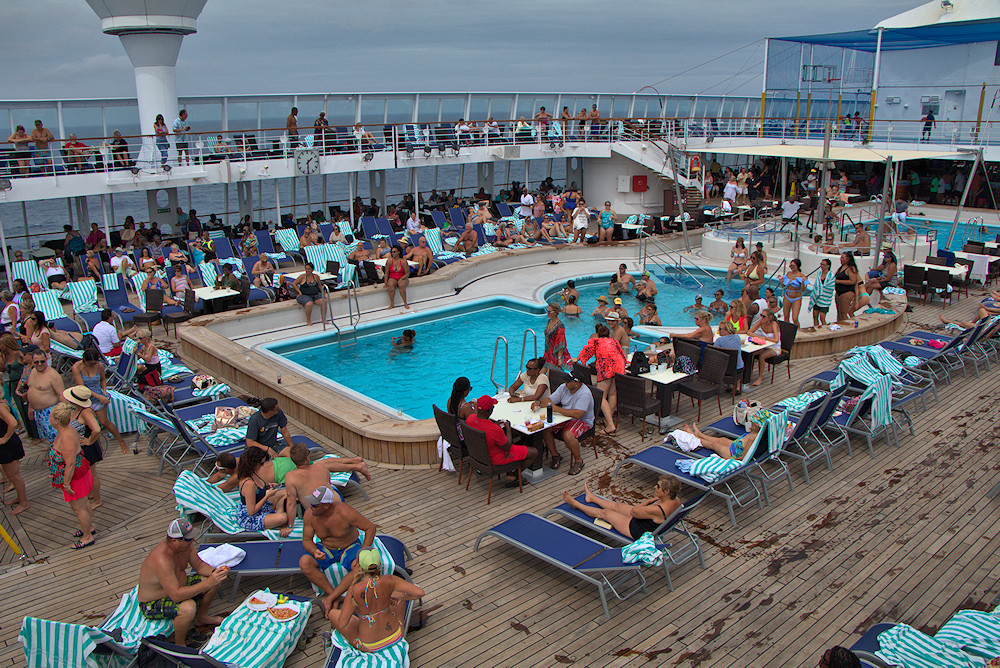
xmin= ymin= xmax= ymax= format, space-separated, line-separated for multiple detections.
xmin=137 ymin=519 xmax=228 ymax=646
xmin=24 ymin=349 xmax=63 ymax=443
xmin=299 ymin=485 xmax=377 ymax=612
xmin=453 ymin=223 xmax=478 ymax=255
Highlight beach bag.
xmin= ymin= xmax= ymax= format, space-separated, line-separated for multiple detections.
xmin=192 ymin=374 xmax=216 ymax=390
xmin=628 ymin=350 xmax=651 ymax=376
xmin=672 ymin=355 xmax=697 ymax=376
xmin=733 ymin=400 xmax=763 ymax=428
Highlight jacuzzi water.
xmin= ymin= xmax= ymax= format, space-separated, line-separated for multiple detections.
xmin=266 ymin=272 xmax=742 ymax=419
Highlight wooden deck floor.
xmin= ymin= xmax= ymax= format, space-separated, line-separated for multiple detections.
xmin=2 ymin=293 xmax=1000 ymax=667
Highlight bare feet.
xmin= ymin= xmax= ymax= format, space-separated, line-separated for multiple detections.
xmin=357 ymin=461 xmax=371 ymax=481
xmin=278 ymin=526 xmax=292 ymax=538
xmin=11 ymin=502 xmax=29 ymax=515
xmin=562 ymin=490 xmax=573 ymax=504
xmin=194 ymin=614 xmax=226 ymax=627
xmin=751 ymin=379 xmax=763 ymax=387
xmin=583 ymin=482 xmax=597 ymax=505
xmin=90 ymin=500 xmax=103 ymax=510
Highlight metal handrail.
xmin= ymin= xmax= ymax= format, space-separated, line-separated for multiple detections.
xmin=519 ymin=329 xmax=538 ymax=371
xmin=640 ymin=232 xmax=707 ymax=288
xmin=765 ymin=258 xmax=787 ymax=289
xmin=490 ymin=336 xmax=509 ymax=392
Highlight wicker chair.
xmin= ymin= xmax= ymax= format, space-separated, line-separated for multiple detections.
xmin=674 ymin=346 xmax=728 ymax=421
xmin=432 ymin=404 xmax=467 ymax=485
xmin=614 ymin=373 xmax=660 ymax=441
xmin=462 ymin=422 xmax=526 ymax=505
xmin=765 ymin=321 xmax=799 ymax=382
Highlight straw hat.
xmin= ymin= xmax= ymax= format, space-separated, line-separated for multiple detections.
xmin=63 ymin=386 xmax=92 ymax=409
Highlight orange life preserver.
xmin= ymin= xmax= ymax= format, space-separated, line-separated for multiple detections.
xmin=689 ymin=156 xmax=701 ymax=172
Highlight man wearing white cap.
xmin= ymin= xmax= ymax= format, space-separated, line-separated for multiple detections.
xmin=137 ymin=518 xmax=229 ymax=646
xmin=605 ymin=311 xmax=629 ymax=352
xmin=298 ymin=485 xmax=376 ymax=612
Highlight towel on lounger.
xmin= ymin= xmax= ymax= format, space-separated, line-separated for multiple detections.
xmin=621 ymin=532 xmax=661 ymax=566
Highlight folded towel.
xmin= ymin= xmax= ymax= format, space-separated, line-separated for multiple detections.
xmin=198 ymin=544 xmax=247 ymax=568
xmin=621 ymin=532 xmax=662 ymax=566
xmin=665 ymin=430 xmax=701 ymax=453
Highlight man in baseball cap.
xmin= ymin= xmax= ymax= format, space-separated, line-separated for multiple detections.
xmin=136 ymin=518 xmax=229 ymax=646
xmin=299 ymin=485 xmax=377 ymax=612
xmin=465 ymin=394 xmax=539 ymax=489
xmin=530 ymin=366 xmax=595 ymax=476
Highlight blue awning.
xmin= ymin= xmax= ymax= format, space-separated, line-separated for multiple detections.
xmin=778 ymin=20 xmax=1000 ymax=52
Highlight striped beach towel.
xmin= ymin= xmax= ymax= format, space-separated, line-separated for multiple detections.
xmin=19 ymin=618 xmax=116 ymax=668
xmin=831 ymin=359 xmax=893 ymax=428
xmin=67 ymin=280 xmax=100 ymax=313
xmin=99 ymin=586 xmax=174 ymax=650
xmin=105 ymin=390 xmax=144 ymax=434
xmin=11 ymin=260 xmax=46 ymax=288
xmin=810 ymin=270 xmax=836 ymax=310
xmin=423 ymin=228 xmax=444 ymax=254
xmin=934 ymin=610 xmax=1000 ymax=661
xmin=775 ymin=391 xmax=825 ymax=413
xmin=876 ymin=624 xmax=977 ymax=668
xmin=329 ymin=629 xmax=410 ymax=668
xmin=677 ymin=408 xmax=787 ymax=482
xmin=193 ymin=383 xmax=230 ymax=398
xmin=311 ymin=536 xmax=398 ymax=595
xmin=200 ymin=589 xmax=309 ymax=668
xmin=51 ymin=341 xmax=82 ymax=360
xmin=274 ymin=228 xmax=301 ymax=254
xmin=173 ymin=470 xmax=304 ymax=539
xmin=621 ymin=532 xmax=661 ymax=566
xmin=32 ymin=290 xmax=67 ymax=324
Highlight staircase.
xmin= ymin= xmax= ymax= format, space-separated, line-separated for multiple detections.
xmin=610 ymin=136 xmax=704 ymax=213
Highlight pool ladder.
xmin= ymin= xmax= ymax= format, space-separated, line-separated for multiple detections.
xmin=320 ymin=280 xmax=361 ymax=348
xmin=490 ymin=329 xmax=538 ymax=393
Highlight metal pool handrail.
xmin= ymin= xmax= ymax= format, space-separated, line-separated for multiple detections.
xmin=490 ymin=336 xmax=509 ymax=393
xmin=520 ymin=329 xmax=538 ymax=371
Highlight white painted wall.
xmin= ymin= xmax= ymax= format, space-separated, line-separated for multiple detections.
xmin=581 ymin=153 xmax=667 ymax=215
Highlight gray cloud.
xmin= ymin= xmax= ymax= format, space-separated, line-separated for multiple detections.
xmin=2 ymin=0 xmax=919 ymax=100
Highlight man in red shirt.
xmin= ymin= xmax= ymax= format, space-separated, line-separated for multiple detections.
xmin=64 ymin=134 xmax=92 ymax=171
xmin=465 ymin=395 xmax=538 ymax=487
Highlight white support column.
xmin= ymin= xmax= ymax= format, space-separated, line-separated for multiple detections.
xmin=348 ymin=172 xmax=356 ymax=233
xmin=868 ymin=27 xmax=884 ymax=142
xmin=0 ymin=212 xmax=10 ymax=290
xmin=100 ymin=194 xmax=111 ymax=250
xmin=224 ymin=183 xmax=229 ymax=225
xmin=274 ymin=179 xmax=281 ymax=226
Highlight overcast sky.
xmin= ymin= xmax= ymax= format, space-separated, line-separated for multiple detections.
xmin=3 ymin=0 xmax=917 ymax=100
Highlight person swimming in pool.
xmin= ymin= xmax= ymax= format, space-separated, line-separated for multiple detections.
xmin=683 ymin=295 xmax=705 ymax=314
xmin=392 ymin=329 xmax=416 ymax=348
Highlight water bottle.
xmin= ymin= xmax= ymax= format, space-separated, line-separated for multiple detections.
xmin=546 ymin=404 xmax=553 ymax=423
xmin=854 ymin=320 xmax=859 ymax=329
xmin=277 ymin=372 xmax=282 ymax=384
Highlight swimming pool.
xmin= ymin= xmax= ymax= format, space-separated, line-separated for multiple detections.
xmin=848 ymin=216 xmax=1000 ymax=251
xmin=265 ymin=272 xmax=746 ymax=420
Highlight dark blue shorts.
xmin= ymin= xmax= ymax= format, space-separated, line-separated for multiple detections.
xmin=313 ymin=536 xmax=364 ymax=570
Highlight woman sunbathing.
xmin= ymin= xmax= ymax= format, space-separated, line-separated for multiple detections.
xmin=560 ymin=477 xmax=683 ymax=540
xmin=333 ymin=548 xmax=425 ymax=653
xmin=680 ymin=409 xmax=770 ymax=459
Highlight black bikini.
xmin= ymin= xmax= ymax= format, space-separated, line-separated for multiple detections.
xmin=835 ymin=269 xmax=854 ymax=296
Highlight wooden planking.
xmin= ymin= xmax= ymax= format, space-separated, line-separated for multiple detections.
xmin=3 ymin=292 xmax=1000 ymax=667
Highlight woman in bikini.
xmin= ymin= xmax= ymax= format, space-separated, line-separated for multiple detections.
xmin=236 ymin=446 xmax=291 ymax=536
xmin=780 ymin=258 xmax=809 ymax=326
xmin=333 ymin=548 xmax=425 ymax=653
xmin=834 ymin=252 xmax=859 ymax=323
xmin=597 ymin=201 xmax=617 ymax=245
xmin=726 ymin=238 xmax=747 ymax=281
xmin=741 ymin=251 xmax=766 ymax=291
xmin=680 ymin=408 xmax=771 ymax=458
xmin=141 ymin=267 xmax=179 ymax=306
xmin=560 ymin=476 xmax=683 ymax=540
xmin=384 ymin=245 xmax=410 ymax=310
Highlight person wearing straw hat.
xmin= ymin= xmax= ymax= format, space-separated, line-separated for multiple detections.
xmin=591 ymin=295 xmax=609 ymax=319
xmin=332 ymin=546 xmax=425 ymax=652
xmin=63 ymin=386 xmax=105 ymax=510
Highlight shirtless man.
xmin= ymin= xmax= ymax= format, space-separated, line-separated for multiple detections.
xmin=137 ymin=519 xmax=228 ymax=647
xmin=405 ymin=236 xmax=435 ymax=276
xmin=848 ymin=222 xmax=871 ymax=256
xmin=606 ymin=312 xmax=630 ymax=352
xmin=30 ymin=120 xmax=55 ymax=166
xmin=22 ymin=349 xmax=64 ymax=443
xmin=207 ymin=446 xmax=370 ymax=494
xmin=298 ymin=486 xmax=377 ymax=612
xmin=615 ymin=264 xmax=635 ymax=292
xmin=454 ymin=223 xmax=478 ymax=255
xmin=589 ymin=104 xmax=602 ymax=134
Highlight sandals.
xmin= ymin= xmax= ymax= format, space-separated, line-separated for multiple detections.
xmin=568 ymin=461 xmax=585 ymax=476
xmin=550 ymin=454 xmax=563 ymax=470
xmin=71 ymin=539 xmax=95 ymax=549
xmin=72 ymin=528 xmax=97 ymax=538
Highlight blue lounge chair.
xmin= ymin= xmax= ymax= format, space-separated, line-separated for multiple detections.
xmin=474 ymin=513 xmax=647 ymax=619
xmin=101 ymin=273 xmax=143 ymax=326
xmin=543 ymin=491 xmax=707 ymax=591
xmin=497 ymin=203 xmax=515 ymax=217
xmin=254 ymin=230 xmax=294 ymax=266
xmin=359 ymin=216 xmax=380 ymax=240
xmin=272 ymin=227 xmax=305 ymax=263
xmin=448 ymin=207 xmax=466 ymax=230
xmin=776 ymin=391 xmax=835 ymax=483
xmin=430 ymin=210 xmax=453 ymax=233
xmin=32 ymin=289 xmax=81 ymax=333
xmin=67 ymin=279 xmax=103 ymax=331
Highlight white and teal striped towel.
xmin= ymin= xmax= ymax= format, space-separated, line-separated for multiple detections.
xmin=471 ymin=244 xmax=498 ymax=256
xmin=100 ymin=586 xmax=174 ymax=650
xmin=678 ymin=454 xmax=741 ymax=482
xmin=106 ymin=390 xmax=144 ymax=434
xmin=192 ymin=383 xmax=230 ymax=398
xmin=19 ymin=618 xmax=116 ymax=668
xmin=329 ymin=629 xmax=409 ymax=668
xmin=201 ymin=589 xmax=309 ymax=668
xmin=621 ymin=532 xmax=661 ymax=566
xmin=264 ymin=252 xmax=288 ymax=262
xmin=875 ymin=624 xmax=977 ymax=668
xmin=159 ymin=351 xmax=191 ymax=377
xmin=904 ymin=356 xmax=923 ymax=367
xmin=883 ymin=287 xmax=906 ymax=295
xmin=312 ymin=536 xmax=397 ymax=594
xmin=173 ymin=470 xmax=304 ymax=539
xmin=775 ymin=391 xmax=825 ymax=413
xmin=935 ymin=609 xmax=1000 ymax=661
xmin=50 ymin=341 xmax=82 ymax=360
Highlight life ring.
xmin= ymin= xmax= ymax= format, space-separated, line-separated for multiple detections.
xmin=689 ymin=156 xmax=702 ymax=172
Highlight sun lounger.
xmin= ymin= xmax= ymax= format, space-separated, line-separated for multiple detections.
xmin=20 ymin=586 xmax=174 ymax=668
xmin=778 ymin=388 xmax=846 ymax=482
xmin=543 ymin=492 xmax=707 ymax=590
xmin=67 ymin=279 xmax=103 ymax=330
xmin=613 ymin=410 xmax=788 ymax=527
xmin=33 ymin=289 xmax=81 ymax=332
xmin=142 ymin=591 xmax=310 ymax=668
xmin=475 ymin=513 xmax=647 ymax=618
xmin=198 ymin=534 xmax=403 ymax=599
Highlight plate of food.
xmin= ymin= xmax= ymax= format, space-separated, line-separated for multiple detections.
xmin=246 ymin=592 xmax=277 ymax=611
xmin=267 ymin=605 xmax=300 ymax=622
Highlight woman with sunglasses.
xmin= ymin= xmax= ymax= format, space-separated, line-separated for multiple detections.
xmin=597 ymin=201 xmax=617 ymax=245
xmin=507 ymin=357 xmax=549 ymax=404
xmin=560 ymin=476 xmax=683 ymax=540
xmin=385 ymin=245 xmax=410 ymax=310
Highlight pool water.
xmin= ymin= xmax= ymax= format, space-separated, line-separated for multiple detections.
xmin=272 ymin=273 xmax=745 ymax=420
xmin=846 ymin=217 xmax=1000 ymax=251
xmin=547 ymin=273 xmax=739 ymax=327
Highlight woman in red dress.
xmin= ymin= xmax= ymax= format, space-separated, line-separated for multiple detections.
xmin=577 ymin=324 xmax=625 ymax=435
